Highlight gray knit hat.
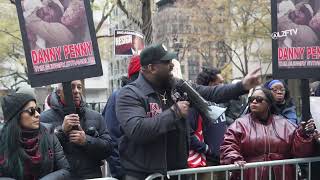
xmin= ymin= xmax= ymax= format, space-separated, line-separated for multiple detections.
xmin=1 ymin=93 xmax=36 ymax=122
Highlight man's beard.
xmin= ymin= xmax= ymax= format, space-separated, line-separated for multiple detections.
xmin=156 ymin=74 xmax=174 ymax=90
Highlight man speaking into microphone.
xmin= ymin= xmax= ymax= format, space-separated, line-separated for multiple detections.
xmin=116 ymin=43 xmax=261 ymax=180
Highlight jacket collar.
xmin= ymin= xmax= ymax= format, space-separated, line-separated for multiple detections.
xmin=250 ymin=113 xmax=273 ymax=125
xmin=132 ymin=73 xmax=156 ymax=96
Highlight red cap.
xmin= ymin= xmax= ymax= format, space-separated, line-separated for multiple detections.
xmin=128 ymin=55 xmax=141 ymax=79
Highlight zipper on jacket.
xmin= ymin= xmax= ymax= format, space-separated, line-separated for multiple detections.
xmin=261 ymin=125 xmax=268 ymax=180
xmin=163 ymin=127 xmax=168 ymax=175
xmin=262 ymin=124 xmax=272 ymax=180
xmin=158 ymin=93 xmax=168 ymax=174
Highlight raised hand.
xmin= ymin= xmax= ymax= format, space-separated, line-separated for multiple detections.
xmin=242 ymin=68 xmax=262 ymax=90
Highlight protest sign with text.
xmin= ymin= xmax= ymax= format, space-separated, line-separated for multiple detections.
xmin=114 ymin=30 xmax=145 ymax=56
xmin=15 ymin=0 xmax=102 ymax=86
xmin=271 ymin=0 xmax=320 ymax=78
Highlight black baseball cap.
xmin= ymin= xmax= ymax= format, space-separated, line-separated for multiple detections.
xmin=140 ymin=43 xmax=178 ymax=66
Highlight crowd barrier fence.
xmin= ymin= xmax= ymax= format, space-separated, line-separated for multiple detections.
xmin=145 ymin=156 xmax=320 ymax=180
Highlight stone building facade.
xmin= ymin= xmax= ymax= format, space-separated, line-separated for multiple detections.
xmin=153 ymin=0 xmax=230 ymax=81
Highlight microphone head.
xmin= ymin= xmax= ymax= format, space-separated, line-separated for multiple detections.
xmin=172 ymin=78 xmax=185 ymax=90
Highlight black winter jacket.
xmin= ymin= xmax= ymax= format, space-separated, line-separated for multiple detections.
xmin=116 ymin=74 xmax=248 ymax=178
xmin=40 ymin=93 xmax=113 ymax=179
xmin=0 ymin=123 xmax=70 ymax=180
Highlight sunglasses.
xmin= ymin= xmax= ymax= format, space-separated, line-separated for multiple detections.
xmin=20 ymin=107 xmax=40 ymax=117
xmin=248 ymin=96 xmax=268 ymax=103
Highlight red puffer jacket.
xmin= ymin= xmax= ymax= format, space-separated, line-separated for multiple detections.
xmin=220 ymin=114 xmax=314 ymax=180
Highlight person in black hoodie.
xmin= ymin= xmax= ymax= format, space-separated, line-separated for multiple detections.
xmin=0 ymin=93 xmax=70 ymax=180
xmin=40 ymin=80 xmax=113 ymax=179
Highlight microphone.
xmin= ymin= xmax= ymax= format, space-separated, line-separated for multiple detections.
xmin=175 ymin=79 xmax=226 ymax=122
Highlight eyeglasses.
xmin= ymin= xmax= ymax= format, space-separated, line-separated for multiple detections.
xmin=20 ymin=107 xmax=40 ymax=117
xmin=248 ymin=96 xmax=268 ymax=103
xmin=271 ymin=88 xmax=285 ymax=93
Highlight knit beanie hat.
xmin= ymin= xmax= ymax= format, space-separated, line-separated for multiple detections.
xmin=1 ymin=93 xmax=36 ymax=122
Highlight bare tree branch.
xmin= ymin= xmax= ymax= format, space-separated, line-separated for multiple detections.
xmin=242 ymin=7 xmax=271 ymax=32
xmin=97 ymin=34 xmax=114 ymax=39
xmin=9 ymin=0 xmax=15 ymax=5
xmin=95 ymin=2 xmax=116 ymax=34
xmin=221 ymin=42 xmax=245 ymax=75
xmin=0 ymin=72 xmax=18 ymax=79
xmin=195 ymin=4 xmax=212 ymax=24
xmin=225 ymin=51 xmax=243 ymax=73
xmin=117 ymin=0 xmax=142 ymax=28
xmin=141 ymin=0 xmax=153 ymax=44
xmin=10 ymin=79 xmax=27 ymax=89
xmin=0 ymin=29 xmax=22 ymax=41
xmin=262 ymin=61 xmax=272 ymax=80
xmin=0 ymin=79 xmax=11 ymax=90
xmin=195 ymin=48 xmax=210 ymax=66
xmin=230 ymin=14 xmax=240 ymax=29
xmin=15 ymin=72 xmax=28 ymax=82
xmin=180 ymin=43 xmax=190 ymax=61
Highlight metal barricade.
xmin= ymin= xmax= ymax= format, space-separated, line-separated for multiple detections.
xmin=145 ymin=156 xmax=320 ymax=180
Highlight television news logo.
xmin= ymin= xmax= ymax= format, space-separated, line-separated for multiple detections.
xmin=271 ymin=28 xmax=298 ymax=40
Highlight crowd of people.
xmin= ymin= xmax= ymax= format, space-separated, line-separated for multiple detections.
xmin=0 ymin=43 xmax=319 ymax=180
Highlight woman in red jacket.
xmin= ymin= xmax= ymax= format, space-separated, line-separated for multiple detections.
xmin=220 ymin=87 xmax=315 ymax=180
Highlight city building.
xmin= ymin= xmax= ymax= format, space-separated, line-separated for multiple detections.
xmin=106 ymin=0 xmax=144 ymax=93
xmin=153 ymin=0 xmax=230 ymax=81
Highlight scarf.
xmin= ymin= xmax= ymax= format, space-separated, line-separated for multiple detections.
xmin=20 ymin=128 xmax=42 ymax=180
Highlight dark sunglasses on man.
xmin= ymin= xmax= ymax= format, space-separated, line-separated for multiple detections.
xmin=20 ymin=107 xmax=41 ymax=116
xmin=248 ymin=96 xmax=268 ymax=103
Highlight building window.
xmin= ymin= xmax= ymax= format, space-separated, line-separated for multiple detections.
xmin=194 ymin=26 xmax=198 ymax=33
xmin=188 ymin=59 xmax=200 ymax=81
xmin=181 ymin=65 xmax=185 ymax=74
xmin=163 ymin=24 xmax=168 ymax=34
xmin=179 ymin=23 xmax=184 ymax=33
xmin=114 ymin=7 xmax=118 ymax=16
xmin=186 ymin=25 xmax=192 ymax=33
xmin=173 ymin=13 xmax=177 ymax=21
xmin=172 ymin=24 xmax=178 ymax=34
